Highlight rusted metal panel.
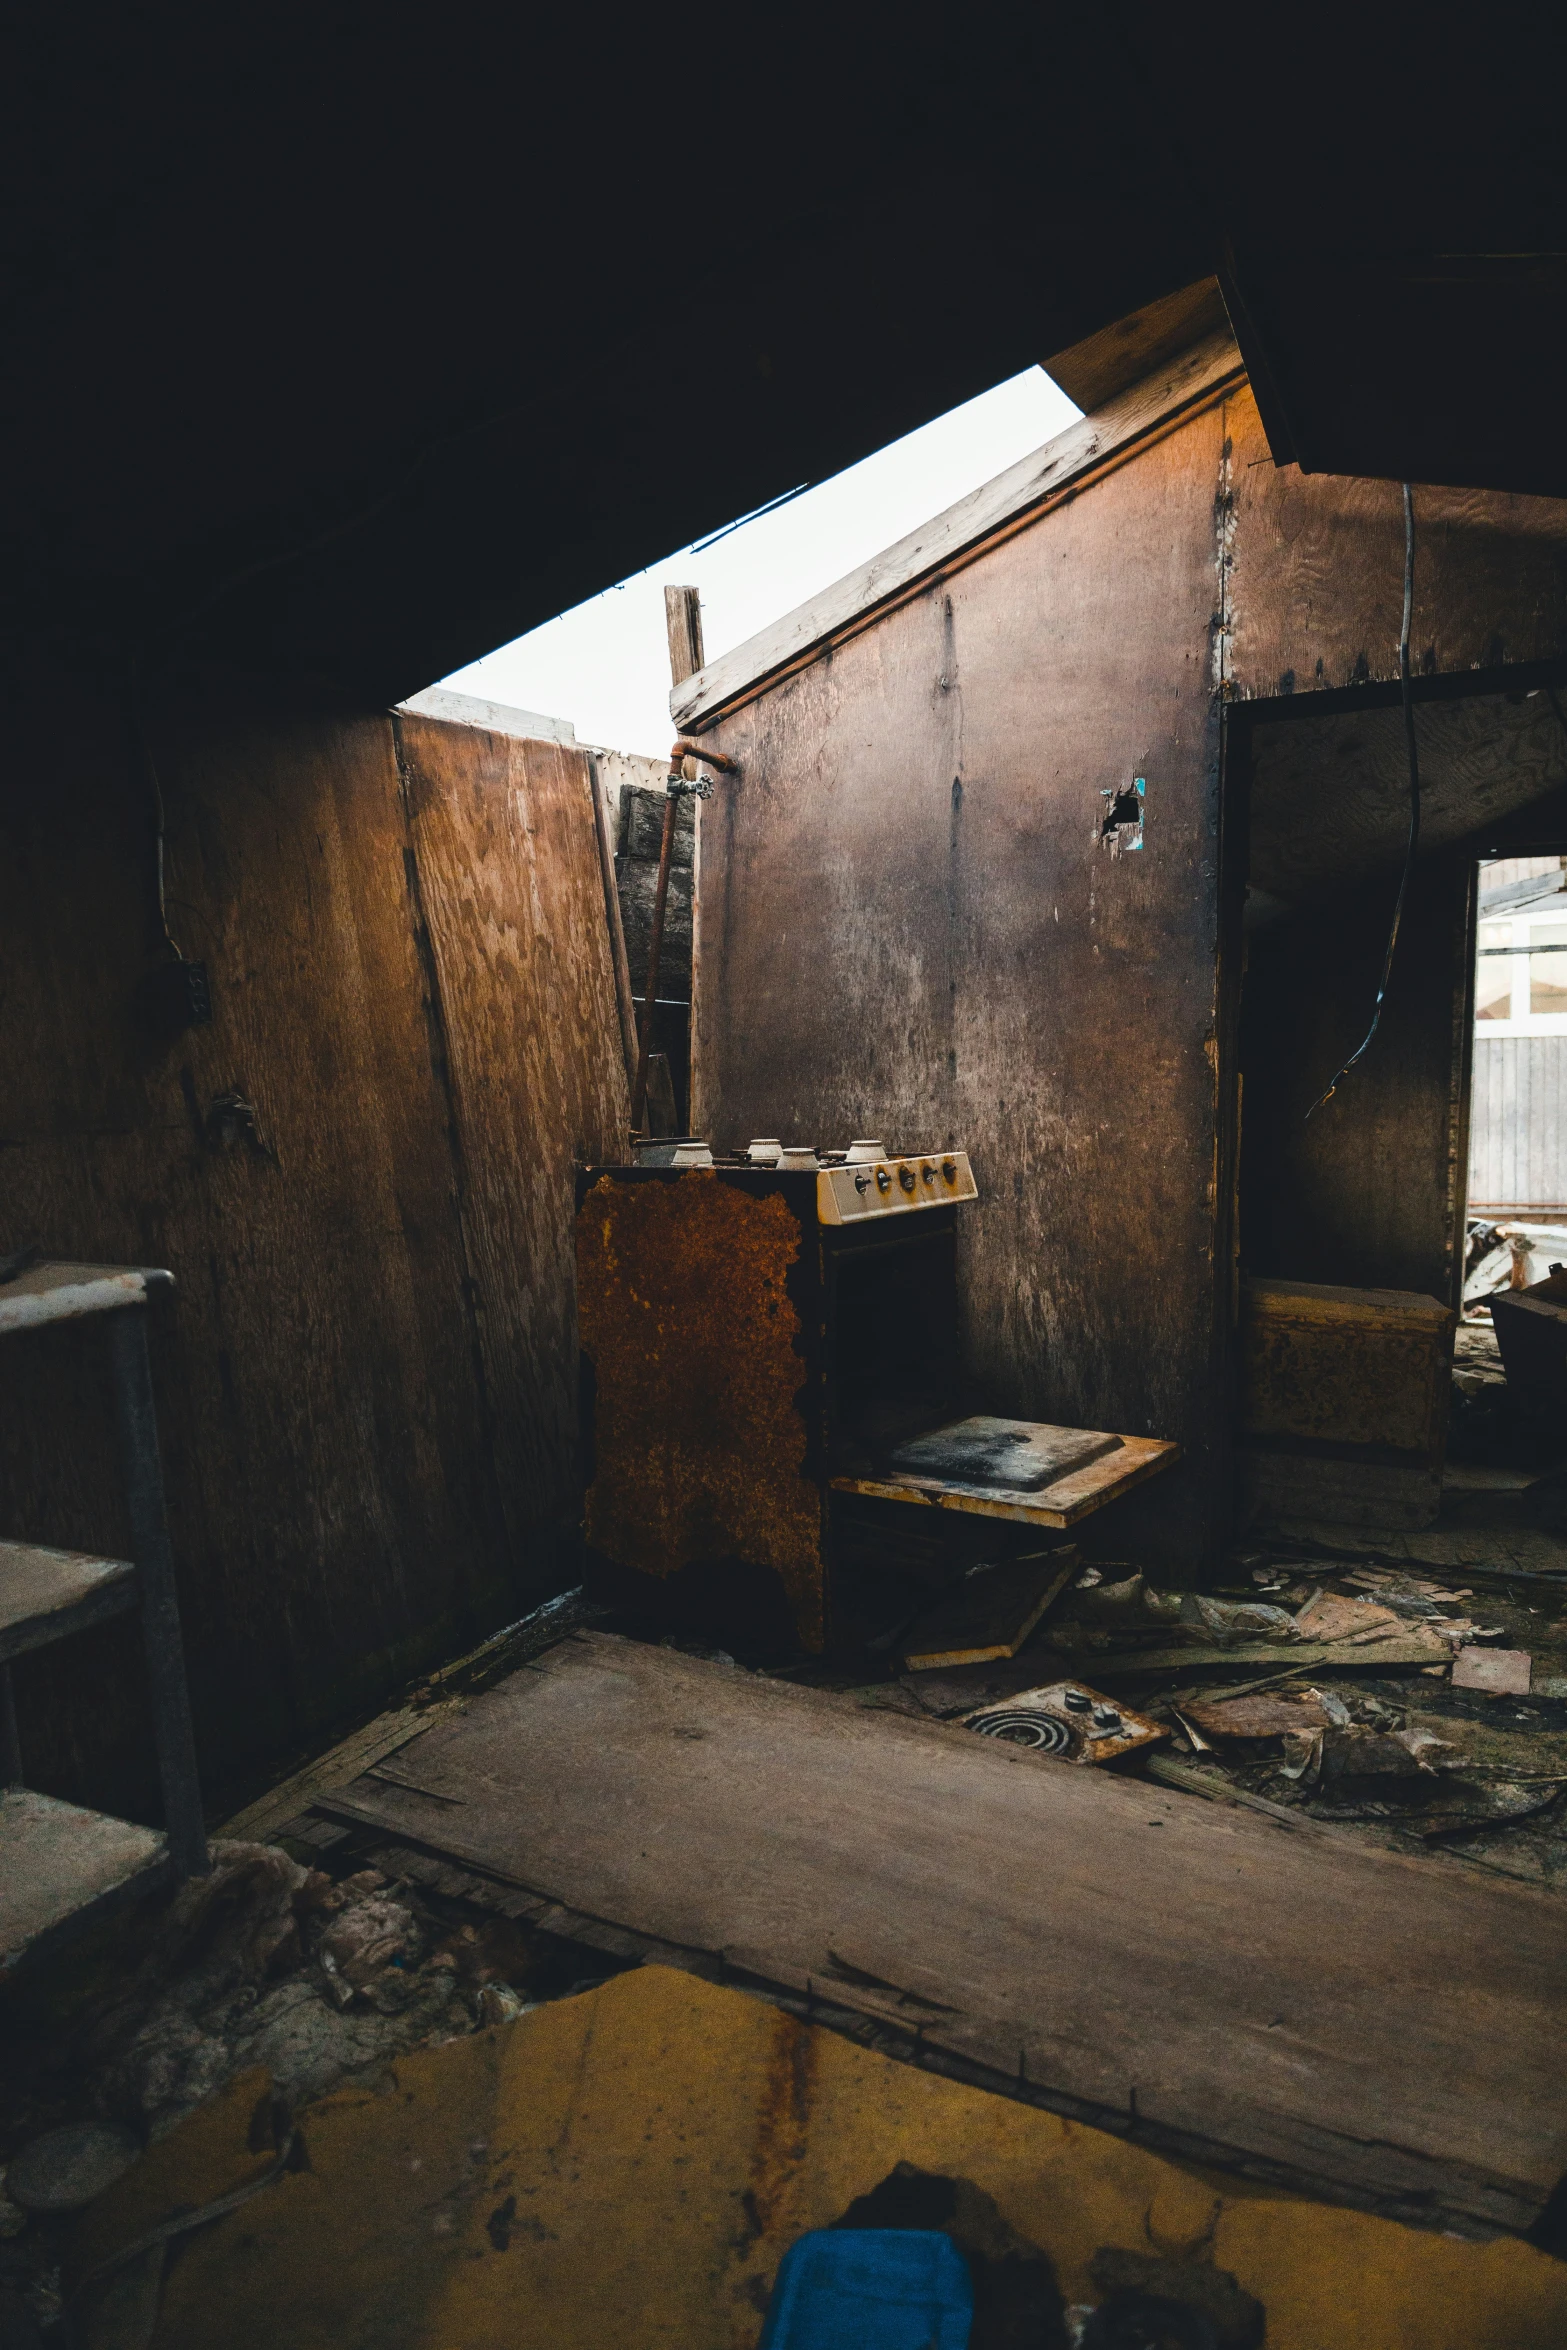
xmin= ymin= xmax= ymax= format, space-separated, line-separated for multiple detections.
xmin=1223 ymin=383 xmax=1567 ymax=702
xmin=576 ymin=1169 xmax=826 ymax=1650
xmin=692 ymin=401 xmax=1233 ymax=1568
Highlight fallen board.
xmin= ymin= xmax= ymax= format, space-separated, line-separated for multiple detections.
xmin=315 ymin=1632 xmax=1567 ymax=2233
xmin=1081 ymin=1632 xmax=1450 ymax=1676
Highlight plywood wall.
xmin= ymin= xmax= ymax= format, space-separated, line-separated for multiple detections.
xmin=693 ymin=401 xmax=1235 ymax=1566
xmin=0 ymin=679 xmax=626 ymax=1819
xmin=690 ymin=368 xmax=1567 ymax=1567
xmin=1222 ymin=384 xmax=1567 ymax=699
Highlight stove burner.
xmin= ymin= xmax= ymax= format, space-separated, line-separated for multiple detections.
xmin=964 ymin=1707 xmax=1074 ymax=1755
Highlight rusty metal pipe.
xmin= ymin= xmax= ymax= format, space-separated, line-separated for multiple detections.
xmin=630 ymin=789 xmax=680 ymax=1135
xmin=669 ymin=739 xmax=737 ymax=772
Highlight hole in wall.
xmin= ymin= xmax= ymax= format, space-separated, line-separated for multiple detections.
xmin=1100 ymin=777 xmax=1145 ymax=850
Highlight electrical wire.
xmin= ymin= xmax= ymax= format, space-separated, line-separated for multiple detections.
xmin=126 ymin=666 xmax=186 ymax=964
xmin=1306 ymin=482 xmax=1421 ymax=1117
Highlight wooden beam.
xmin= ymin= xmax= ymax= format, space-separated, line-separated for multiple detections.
xmin=1043 ymin=276 xmax=1229 ymax=414
xmin=671 ymin=330 xmax=1242 ymax=731
xmin=664 ymin=585 xmax=705 ymax=690
xmin=586 ymin=749 xmax=640 ymax=1090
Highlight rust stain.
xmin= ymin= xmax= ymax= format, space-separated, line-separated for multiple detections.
xmin=741 ymin=2006 xmax=819 ymax=2241
xmin=577 ymin=1173 xmax=824 ymax=1647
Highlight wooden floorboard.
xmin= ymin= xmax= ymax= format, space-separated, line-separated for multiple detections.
xmin=316 ymin=1631 xmax=1567 ymax=2234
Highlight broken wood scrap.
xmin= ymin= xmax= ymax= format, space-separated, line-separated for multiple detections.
xmin=1087 ymin=1630 xmax=1450 ymax=1678
xmin=1144 ymin=1755 xmax=1351 ymax=1837
xmin=1452 ymin=1647 xmax=1532 ymax=1695
xmin=901 ymin=1551 xmax=1077 ymax=1671
xmin=1181 ymin=1693 xmax=1332 ymax=1741
xmin=219 ymin=1697 xmax=468 ymax=1844
xmin=1293 ymin=1593 xmax=1401 ymax=1643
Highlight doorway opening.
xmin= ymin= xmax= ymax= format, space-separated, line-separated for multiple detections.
xmin=1229 ymin=680 xmax=1567 ymax=1536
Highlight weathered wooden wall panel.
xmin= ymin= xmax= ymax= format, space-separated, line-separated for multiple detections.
xmin=1223 ymin=384 xmax=1567 ymax=701
xmin=694 ymin=404 xmax=1232 ymax=1565
xmin=1470 ymin=1036 xmax=1567 ymax=1212
xmin=392 ymin=713 xmax=630 ymax=1543
xmin=0 ymin=679 xmax=624 ymax=1819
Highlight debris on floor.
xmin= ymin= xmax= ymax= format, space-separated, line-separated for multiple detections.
xmin=1450 ymin=1312 xmax=1567 ymax=1476
xmin=827 ymin=1511 xmax=1567 ymax=1885
xmin=0 ymin=1822 xmax=627 ymax=2339
xmin=10 ymin=1437 xmax=1567 ymax=2339
xmin=1490 ymin=1266 xmax=1567 ymax=1420
xmin=1453 ymin=1648 xmax=1533 ymax=1696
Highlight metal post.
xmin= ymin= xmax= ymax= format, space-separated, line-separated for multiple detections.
xmin=106 ymin=1306 xmax=209 ymax=1876
xmin=0 ymin=1664 xmax=20 ymax=1787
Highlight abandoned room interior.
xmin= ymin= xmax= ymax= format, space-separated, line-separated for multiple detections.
xmin=6 ymin=15 xmax=1567 ymax=2346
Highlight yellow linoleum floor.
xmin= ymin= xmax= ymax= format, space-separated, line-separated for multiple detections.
xmin=71 ymin=1964 xmax=1567 ymax=2349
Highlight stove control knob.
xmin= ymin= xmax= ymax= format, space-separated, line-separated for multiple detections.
xmin=921 ymin=1162 xmax=936 ymax=1183
xmin=941 ymin=1158 xmax=958 ymax=1183
xmin=854 ymin=1172 xmax=873 ymax=1194
xmin=1063 ymin=1689 xmax=1091 ymax=1714
xmin=898 ymin=1165 xmax=917 ymax=1193
xmin=875 ymin=1167 xmax=893 ymax=1193
xmin=1091 ymin=1705 xmax=1122 ymax=1732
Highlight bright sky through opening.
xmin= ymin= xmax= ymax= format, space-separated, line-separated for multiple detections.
xmin=440 ymin=368 xmax=1081 ymax=757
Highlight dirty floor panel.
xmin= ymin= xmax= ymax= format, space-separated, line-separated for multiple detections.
xmin=307 ymin=1628 xmax=1567 ymax=2237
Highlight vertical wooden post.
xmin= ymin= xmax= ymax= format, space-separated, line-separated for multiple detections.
xmin=664 ymin=585 xmax=705 ymax=695
xmin=587 ymin=748 xmax=641 ymax=1101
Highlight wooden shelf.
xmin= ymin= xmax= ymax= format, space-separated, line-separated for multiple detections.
xmin=0 ymin=1540 xmax=138 ymax=1663
xmin=831 ymin=1433 xmax=1179 ymax=1527
xmin=0 ymin=1260 xmax=172 ymax=1337
xmin=0 ymin=1790 xmax=170 ymax=1973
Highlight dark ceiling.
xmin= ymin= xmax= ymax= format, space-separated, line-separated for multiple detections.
xmin=7 ymin=7 xmax=1565 ymax=706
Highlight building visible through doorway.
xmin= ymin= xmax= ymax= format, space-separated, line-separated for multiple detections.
xmin=1470 ymin=853 xmax=1567 ymax=1221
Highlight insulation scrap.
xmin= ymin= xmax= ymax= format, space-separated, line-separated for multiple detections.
xmin=1177 ymin=1594 xmax=1299 ymax=1646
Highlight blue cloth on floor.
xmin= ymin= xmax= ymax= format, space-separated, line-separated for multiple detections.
xmin=758 ymin=2228 xmax=973 ymax=2348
